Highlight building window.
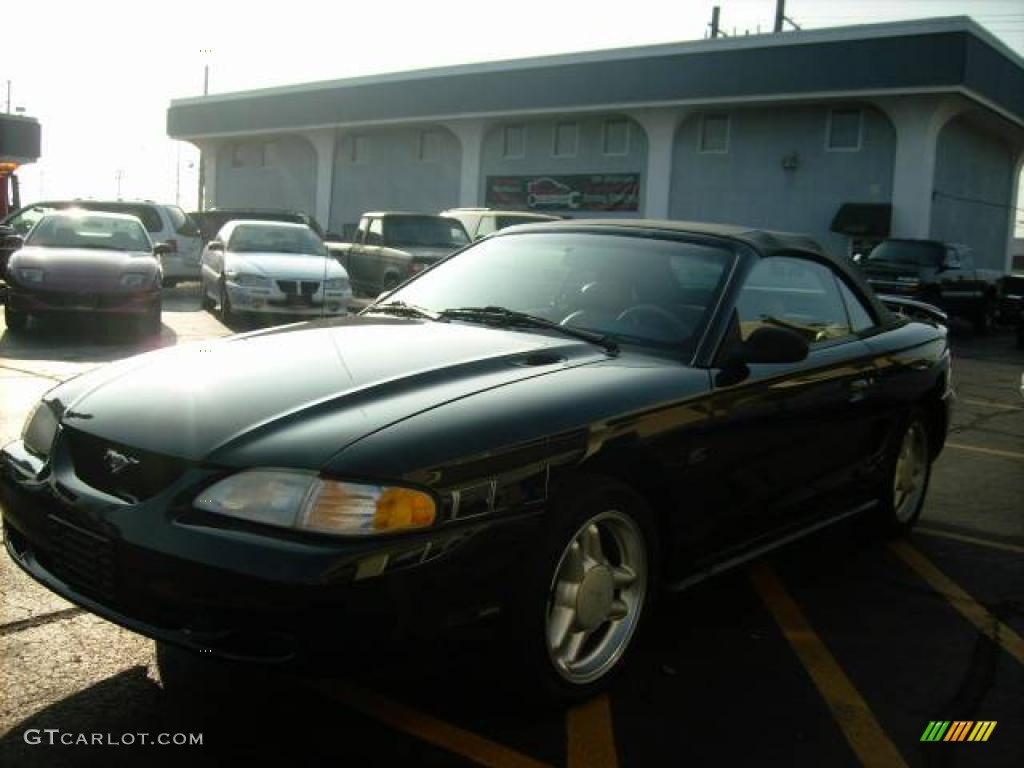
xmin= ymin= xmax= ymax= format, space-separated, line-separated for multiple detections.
xmin=418 ymin=130 xmax=441 ymax=162
xmin=231 ymin=142 xmax=266 ymax=168
xmin=553 ymin=122 xmax=579 ymax=157
xmin=827 ymin=109 xmax=862 ymax=151
xmin=502 ymin=125 xmax=525 ymax=159
xmin=699 ymin=114 xmax=730 ymax=153
xmin=603 ymin=120 xmax=630 ymax=156
xmin=351 ymin=135 xmax=370 ymax=164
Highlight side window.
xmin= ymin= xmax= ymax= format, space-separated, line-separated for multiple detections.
xmin=367 ymin=218 xmax=384 ymax=246
xmin=836 ymin=277 xmax=877 ymax=332
xmin=943 ymin=247 xmax=961 ymax=269
xmin=7 ymin=205 xmax=49 ymax=235
xmin=735 ymin=257 xmax=853 ymax=346
xmin=476 ymin=216 xmax=497 ymax=238
xmin=354 ymin=217 xmax=369 ymax=244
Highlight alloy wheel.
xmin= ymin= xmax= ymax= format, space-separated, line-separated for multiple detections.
xmin=545 ymin=509 xmax=647 ymax=685
xmin=893 ymin=422 xmax=928 ymax=523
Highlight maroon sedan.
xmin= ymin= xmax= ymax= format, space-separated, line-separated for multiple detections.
xmin=3 ymin=211 xmax=166 ymax=336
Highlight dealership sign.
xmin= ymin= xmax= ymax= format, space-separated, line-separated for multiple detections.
xmin=485 ymin=175 xmax=640 ymax=211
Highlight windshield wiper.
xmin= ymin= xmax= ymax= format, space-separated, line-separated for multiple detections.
xmin=363 ymin=301 xmax=444 ymax=321
xmin=439 ymin=306 xmax=619 ymax=355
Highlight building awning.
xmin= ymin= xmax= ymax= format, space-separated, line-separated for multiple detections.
xmin=830 ymin=203 xmax=891 ymax=237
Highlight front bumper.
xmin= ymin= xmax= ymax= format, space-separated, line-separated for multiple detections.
xmin=227 ymin=283 xmax=352 ymax=316
xmin=160 ymin=254 xmax=201 ymax=280
xmin=0 ymin=433 xmax=538 ymax=663
xmin=7 ymin=287 xmax=160 ymax=316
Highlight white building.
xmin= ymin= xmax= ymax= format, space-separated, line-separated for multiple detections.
xmin=167 ymin=16 xmax=1024 ymax=271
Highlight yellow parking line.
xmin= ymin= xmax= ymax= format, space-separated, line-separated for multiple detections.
xmin=945 ymin=442 xmax=1024 ymax=461
xmin=750 ymin=563 xmax=908 ymax=768
xmin=567 ymin=695 xmax=619 ymax=768
xmin=916 ymin=527 xmax=1024 ymax=556
xmin=888 ymin=541 xmax=1024 ymax=666
xmin=312 ymin=681 xmax=552 ymax=768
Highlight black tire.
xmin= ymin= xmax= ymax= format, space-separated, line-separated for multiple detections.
xmin=5 ymin=305 xmax=27 ymax=332
xmin=506 ymin=474 xmax=657 ymax=704
xmin=972 ymin=297 xmax=997 ymax=335
xmin=139 ymin=305 xmax=162 ymax=337
xmin=875 ymin=411 xmax=933 ymax=536
xmin=218 ymin=280 xmax=233 ymax=323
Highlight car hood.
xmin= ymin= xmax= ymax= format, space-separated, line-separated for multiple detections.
xmin=12 ymin=246 xmax=158 ymax=288
xmin=227 ymin=251 xmax=347 ymax=280
xmin=52 ymin=317 xmax=607 ymax=468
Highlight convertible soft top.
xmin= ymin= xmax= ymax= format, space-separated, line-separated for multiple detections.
xmin=495 ymin=218 xmax=896 ymax=326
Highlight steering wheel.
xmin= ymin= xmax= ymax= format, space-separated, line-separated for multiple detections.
xmin=616 ymin=304 xmax=689 ymax=337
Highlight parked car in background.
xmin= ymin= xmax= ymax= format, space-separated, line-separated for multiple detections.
xmin=4 ymin=210 xmax=165 ymax=335
xmin=858 ymin=239 xmax=1003 ymax=333
xmin=441 ymin=208 xmax=562 ymax=240
xmin=200 ymin=220 xmax=351 ymax=321
xmin=190 ymin=208 xmax=334 ymax=243
xmin=0 ymin=224 xmax=19 ymax=280
xmin=328 ymin=212 xmax=470 ymax=296
xmin=2 ymin=200 xmax=201 ymax=288
xmin=1 ymin=220 xmax=950 ymax=704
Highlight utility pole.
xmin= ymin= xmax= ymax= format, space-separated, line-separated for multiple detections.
xmin=115 ymin=169 xmax=124 ymax=199
xmin=774 ymin=0 xmax=785 ymax=33
xmin=5 ymin=80 xmax=10 ymax=113
xmin=175 ymin=144 xmax=181 ymax=206
xmin=711 ymin=6 xmax=721 ymax=38
xmin=196 ymin=63 xmax=209 ymax=210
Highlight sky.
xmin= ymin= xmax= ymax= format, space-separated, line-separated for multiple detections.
xmin=3 ymin=0 xmax=1023 ymax=215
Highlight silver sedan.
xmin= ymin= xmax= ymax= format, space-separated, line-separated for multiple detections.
xmin=200 ymin=220 xmax=352 ymax=320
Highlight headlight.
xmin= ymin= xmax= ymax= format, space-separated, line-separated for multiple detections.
xmin=22 ymin=401 xmax=59 ymax=459
xmin=233 ymin=274 xmax=269 ymax=288
xmin=324 ymin=277 xmax=350 ymax=291
xmin=194 ymin=470 xmax=437 ymax=535
xmin=17 ymin=267 xmax=44 ymax=284
xmin=120 ymin=273 xmax=148 ymax=288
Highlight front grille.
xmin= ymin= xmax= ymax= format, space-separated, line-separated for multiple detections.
xmin=64 ymin=428 xmax=188 ymax=502
xmin=276 ymin=280 xmax=320 ymax=296
xmin=47 ymin=515 xmax=116 ymax=599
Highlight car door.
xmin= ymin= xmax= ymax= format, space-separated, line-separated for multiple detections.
xmin=700 ymin=255 xmax=881 ymax=552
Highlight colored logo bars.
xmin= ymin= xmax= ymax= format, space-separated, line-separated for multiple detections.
xmin=920 ymin=721 xmax=997 ymax=742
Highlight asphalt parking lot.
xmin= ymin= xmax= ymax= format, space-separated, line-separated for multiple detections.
xmin=0 ymin=286 xmax=1021 ymax=767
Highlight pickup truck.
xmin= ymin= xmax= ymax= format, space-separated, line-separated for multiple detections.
xmin=326 ymin=212 xmax=470 ymax=297
xmin=859 ymin=239 xmax=1003 ymax=333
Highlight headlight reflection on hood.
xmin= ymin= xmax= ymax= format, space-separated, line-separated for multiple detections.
xmin=194 ymin=470 xmax=437 ymax=535
xmin=22 ymin=401 xmax=60 ymax=459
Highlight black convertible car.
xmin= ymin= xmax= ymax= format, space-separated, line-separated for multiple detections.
xmin=0 ymin=220 xmax=950 ymax=701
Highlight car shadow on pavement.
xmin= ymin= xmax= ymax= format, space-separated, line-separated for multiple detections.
xmin=0 ymin=318 xmax=178 ymax=364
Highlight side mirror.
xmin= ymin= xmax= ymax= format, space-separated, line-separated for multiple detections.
xmin=207 ymin=240 xmax=224 ymax=252
xmin=742 ymin=325 xmax=809 ymax=365
xmin=153 ymin=242 xmax=171 ymax=256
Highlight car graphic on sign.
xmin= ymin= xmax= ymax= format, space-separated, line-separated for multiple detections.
xmin=526 ymin=178 xmax=583 ymax=210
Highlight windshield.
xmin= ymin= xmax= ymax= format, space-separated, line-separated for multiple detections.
xmin=867 ymin=240 xmax=942 ymax=267
xmin=385 ymin=216 xmax=470 ymax=248
xmin=25 ymin=213 xmax=152 ymax=252
xmin=382 ymin=231 xmax=735 ymax=352
xmin=227 ymin=224 xmax=327 ymax=256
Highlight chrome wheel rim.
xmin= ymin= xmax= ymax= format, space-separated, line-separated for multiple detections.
xmin=546 ymin=510 xmax=647 ymax=685
xmin=894 ymin=422 xmax=928 ymax=523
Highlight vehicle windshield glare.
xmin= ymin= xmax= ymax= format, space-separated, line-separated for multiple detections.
xmin=867 ymin=240 xmax=942 ymax=267
xmin=384 ymin=232 xmax=735 ymax=352
xmin=25 ymin=213 xmax=152 ymax=252
xmin=227 ymin=224 xmax=327 ymax=256
xmin=384 ymin=217 xmax=470 ymax=248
